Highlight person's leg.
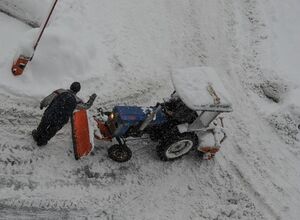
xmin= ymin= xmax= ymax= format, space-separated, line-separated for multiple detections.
xmin=36 ymin=123 xmax=50 ymax=146
xmin=45 ymin=123 xmax=64 ymax=142
xmin=33 ymin=114 xmax=50 ymax=145
xmin=32 ymin=129 xmax=38 ymax=141
xmin=36 ymin=123 xmax=62 ymax=146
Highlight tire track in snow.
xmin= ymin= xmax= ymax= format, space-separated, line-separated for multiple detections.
xmin=202 ymin=0 xmax=285 ymax=218
xmin=224 ymin=0 xmax=297 ymax=215
xmin=0 ymin=84 xmax=267 ymax=218
xmin=227 ymin=156 xmax=280 ymax=219
xmin=0 ymin=89 xmax=160 ymax=216
xmin=0 ymin=202 xmax=88 ymax=219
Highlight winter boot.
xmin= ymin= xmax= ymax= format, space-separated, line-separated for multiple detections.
xmin=37 ymin=139 xmax=48 ymax=147
xmin=32 ymin=129 xmax=38 ymax=142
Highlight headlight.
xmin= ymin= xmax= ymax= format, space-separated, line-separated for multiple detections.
xmin=109 ymin=113 xmax=115 ymax=120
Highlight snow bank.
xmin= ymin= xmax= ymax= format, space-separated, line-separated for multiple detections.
xmin=0 ymin=0 xmax=50 ymax=27
xmin=0 ymin=0 xmax=216 ymax=99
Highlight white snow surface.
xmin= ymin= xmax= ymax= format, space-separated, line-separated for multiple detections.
xmin=0 ymin=0 xmax=300 ymax=219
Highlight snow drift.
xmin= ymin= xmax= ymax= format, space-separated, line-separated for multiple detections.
xmin=0 ymin=0 xmax=50 ymax=27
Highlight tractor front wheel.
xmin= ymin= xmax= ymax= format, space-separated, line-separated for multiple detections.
xmin=108 ymin=144 xmax=132 ymax=162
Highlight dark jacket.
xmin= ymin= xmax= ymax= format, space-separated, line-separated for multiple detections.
xmin=40 ymin=89 xmax=95 ymax=110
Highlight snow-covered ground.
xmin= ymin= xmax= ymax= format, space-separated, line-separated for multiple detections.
xmin=0 ymin=0 xmax=299 ymax=219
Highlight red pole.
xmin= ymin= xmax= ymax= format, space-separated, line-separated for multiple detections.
xmin=31 ymin=0 xmax=58 ymax=58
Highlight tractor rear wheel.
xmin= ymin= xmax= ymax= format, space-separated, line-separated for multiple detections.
xmin=108 ymin=144 xmax=132 ymax=162
xmin=157 ymin=132 xmax=198 ymax=161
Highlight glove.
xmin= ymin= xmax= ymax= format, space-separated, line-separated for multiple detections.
xmin=90 ymin=93 xmax=97 ymax=101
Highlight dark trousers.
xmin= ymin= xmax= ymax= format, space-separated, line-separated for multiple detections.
xmin=34 ymin=114 xmax=66 ymax=146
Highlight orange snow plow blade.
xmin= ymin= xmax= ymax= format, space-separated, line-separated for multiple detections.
xmin=71 ymin=110 xmax=93 ymax=160
xmin=11 ymin=56 xmax=30 ymax=76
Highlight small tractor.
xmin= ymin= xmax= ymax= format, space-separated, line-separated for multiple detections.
xmin=72 ymin=67 xmax=233 ymax=162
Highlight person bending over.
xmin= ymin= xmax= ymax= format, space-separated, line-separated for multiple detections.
xmin=32 ymin=82 xmax=97 ymax=146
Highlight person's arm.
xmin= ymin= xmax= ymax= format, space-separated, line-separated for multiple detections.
xmin=40 ymin=89 xmax=66 ymax=110
xmin=40 ymin=91 xmax=57 ymax=110
xmin=76 ymin=93 xmax=97 ymax=110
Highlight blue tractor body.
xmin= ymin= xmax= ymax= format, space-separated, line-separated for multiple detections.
xmin=109 ymin=106 xmax=167 ymax=137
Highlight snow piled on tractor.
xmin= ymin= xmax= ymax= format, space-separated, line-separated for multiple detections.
xmin=0 ymin=0 xmax=300 ymax=219
xmin=172 ymin=66 xmax=232 ymax=111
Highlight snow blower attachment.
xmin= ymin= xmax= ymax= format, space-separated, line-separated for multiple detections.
xmin=11 ymin=0 xmax=58 ymax=76
xmin=71 ymin=110 xmax=94 ymax=160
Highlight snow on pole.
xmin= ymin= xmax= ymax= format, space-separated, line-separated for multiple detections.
xmin=11 ymin=0 xmax=58 ymax=76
